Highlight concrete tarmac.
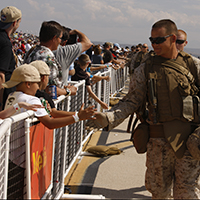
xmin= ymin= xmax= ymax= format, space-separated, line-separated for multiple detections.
xmin=64 ymin=80 xmax=152 ymax=199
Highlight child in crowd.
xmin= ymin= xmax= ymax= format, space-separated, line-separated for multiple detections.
xmin=72 ymin=54 xmax=109 ymax=110
xmin=30 ymin=60 xmax=96 ymax=118
xmin=3 ymin=64 xmax=97 ymax=128
xmin=86 ymin=64 xmax=111 ymax=85
xmin=3 ymin=63 xmax=96 ymax=199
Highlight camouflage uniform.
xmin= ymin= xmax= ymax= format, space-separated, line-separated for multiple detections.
xmin=24 ymin=45 xmax=64 ymax=88
xmin=146 ymin=138 xmax=200 ymax=199
xmin=105 ymin=54 xmax=200 ymax=199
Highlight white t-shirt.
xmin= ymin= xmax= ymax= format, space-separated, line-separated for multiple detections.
xmin=25 ymin=43 xmax=31 ymax=52
xmin=5 ymin=91 xmax=48 ymax=117
xmin=5 ymin=91 xmax=48 ymax=168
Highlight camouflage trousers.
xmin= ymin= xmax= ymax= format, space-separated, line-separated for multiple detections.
xmin=145 ymin=138 xmax=200 ymax=199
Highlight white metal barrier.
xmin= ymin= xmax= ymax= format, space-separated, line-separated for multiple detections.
xmin=0 ymin=66 xmax=128 ymax=199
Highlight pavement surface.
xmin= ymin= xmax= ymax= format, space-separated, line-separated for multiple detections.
xmin=64 ymin=79 xmax=152 ymax=199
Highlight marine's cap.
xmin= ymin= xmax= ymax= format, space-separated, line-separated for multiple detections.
xmin=0 ymin=6 xmax=22 ymax=29
xmin=30 ymin=60 xmax=50 ymax=76
xmin=2 ymin=64 xmax=41 ymax=88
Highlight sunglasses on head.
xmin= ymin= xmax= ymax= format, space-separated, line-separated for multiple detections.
xmin=149 ymin=34 xmax=173 ymax=44
xmin=176 ymin=39 xmax=185 ymax=44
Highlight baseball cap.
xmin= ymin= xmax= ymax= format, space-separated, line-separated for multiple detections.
xmin=30 ymin=60 xmax=50 ymax=76
xmin=2 ymin=64 xmax=41 ymax=88
xmin=0 ymin=6 xmax=22 ymax=29
xmin=103 ymin=42 xmax=111 ymax=48
xmin=114 ymin=43 xmax=120 ymax=49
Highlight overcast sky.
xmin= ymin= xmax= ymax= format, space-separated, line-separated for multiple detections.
xmin=2 ymin=0 xmax=200 ymax=48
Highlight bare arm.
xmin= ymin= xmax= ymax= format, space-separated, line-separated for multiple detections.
xmin=45 ymin=85 xmax=77 ymax=97
xmin=38 ymin=104 xmax=97 ymax=129
xmin=69 ymin=29 xmax=93 ymax=53
xmin=90 ymin=65 xmax=107 ymax=71
xmin=50 ymin=108 xmax=75 ymax=118
xmin=69 ymin=69 xmax=75 ymax=76
xmin=86 ymin=86 xmax=108 ymax=109
xmin=0 ymin=102 xmax=43 ymax=119
xmin=91 ymin=75 xmax=110 ymax=84
xmin=0 ymin=71 xmax=5 ymax=111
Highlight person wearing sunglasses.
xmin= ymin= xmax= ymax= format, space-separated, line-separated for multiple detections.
xmin=87 ymin=19 xmax=200 ymax=199
xmin=176 ymin=29 xmax=188 ymax=51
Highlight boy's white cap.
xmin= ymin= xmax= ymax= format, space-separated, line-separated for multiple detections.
xmin=2 ymin=64 xmax=41 ymax=88
xmin=30 ymin=60 xmax=50 ymax=76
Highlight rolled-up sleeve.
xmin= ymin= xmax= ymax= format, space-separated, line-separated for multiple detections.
xmin=106 ymin=63 xmax=147 ymax=130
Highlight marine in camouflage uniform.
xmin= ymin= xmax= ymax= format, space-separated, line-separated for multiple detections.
xmin=128 ymin=43 xmax=149 ymax=75
xmin=89 ymin=19 xmax=200 ymax=199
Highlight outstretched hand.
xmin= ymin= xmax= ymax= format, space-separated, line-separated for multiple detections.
xmin=65 ymin=84 xmax=77 ymax=96
xmin=18 ymin=102 xmax=44 ymax=111
xmin=101 ymin=102 xmax=109 ymax=110
xmin=85 ymin=112 xmax=109 ymax=130
xmin=78 ymin=103 xmax=97 ymax=121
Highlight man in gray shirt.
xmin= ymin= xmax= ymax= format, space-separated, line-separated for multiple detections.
xmin=54 ymin=26 xmax=92 ymax=85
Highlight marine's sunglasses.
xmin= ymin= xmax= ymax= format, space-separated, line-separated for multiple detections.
xmin=176 ymin=39 xmax=185 ymax=44
xmin=149 ymin=34 xmax=173 ymax=44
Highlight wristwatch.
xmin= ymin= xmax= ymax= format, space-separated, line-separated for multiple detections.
xmin=65 ymin=88 xmax=71 ymax=96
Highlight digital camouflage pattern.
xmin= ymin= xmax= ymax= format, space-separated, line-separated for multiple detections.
xmin=87 ymin=52 xmax=200 ymax=198
xmin=145 ymin=138 xmax=200 ymax=199
xmin=187 ymin=126 xmax=200 ymax=160
xmin=104 ymin=53 xmax=200 ymax=199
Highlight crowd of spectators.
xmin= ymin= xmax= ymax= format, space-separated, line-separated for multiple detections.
xmin=2 ymin=27 xmax=143 ymax=119
xmin=0 ymin=5 xmax=144 ymax=199
xmin=11 ymin=31 xmax=39 ymax=66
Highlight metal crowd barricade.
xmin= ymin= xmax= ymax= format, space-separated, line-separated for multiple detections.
xmin=0 ymin=119 xmax=12 ymax=199
xmin=110 ymin=66 xmax=128 ymax=97
xmin=99 ymin=70 xmax=111 ymax=111
xmin=4 ymin=111 xmax=37 ymax=199
xmin=0 ymin=65 xmax=128 ymax=199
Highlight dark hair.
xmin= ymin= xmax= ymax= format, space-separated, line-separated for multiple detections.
xmin=39 ymin=21 xmax=63 ymax=43
xmin=103 ymin=50 xmax=113 ymax=63
xmin=65 ymin=27 xmax=77 ymax=45
xmin=152 ymin=19 xmax=178 ymax=35
xmin=61 ymin=26 xmax=70 ymax=41
xmin=93 ymin=45 xmax=101 ymax=55
xmin=78 ymin=54 xmax=90 ymax=66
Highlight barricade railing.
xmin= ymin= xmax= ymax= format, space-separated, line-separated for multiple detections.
xmin=0 ymin=118 xmax=12 ymax=199
xmin=0 ymin=66 xmax=128 ymax=199
xmin=110 ymin=66 xmax=128 ymax=97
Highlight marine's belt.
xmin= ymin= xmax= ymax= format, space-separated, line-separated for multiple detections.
xmin=149 ymin=124 xmax=165 ymax=138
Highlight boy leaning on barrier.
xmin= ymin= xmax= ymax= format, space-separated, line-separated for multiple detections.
xmin=30 ymin=60 xmax=97 ymax=118
xmin=72 ymin=54 xmax=109 ymax=110
xmin=3 ymin=63 xmax=97 ymax=129
xmin=3 ymin=63 xmax=96 ymax=199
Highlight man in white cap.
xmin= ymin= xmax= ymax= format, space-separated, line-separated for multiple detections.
xmin=0 ymin=6 xmax=22 ymax=111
